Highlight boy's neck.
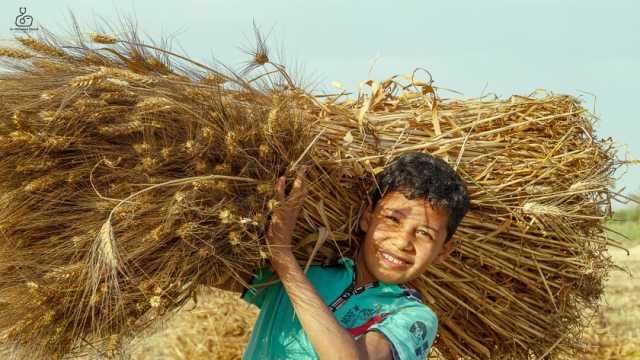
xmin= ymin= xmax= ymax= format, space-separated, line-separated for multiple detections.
xmin=354 ymin=248 xmax=377 ymax=288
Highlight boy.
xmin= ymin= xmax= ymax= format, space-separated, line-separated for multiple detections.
xmin=218 ymin=152 xmax=470 ymax=359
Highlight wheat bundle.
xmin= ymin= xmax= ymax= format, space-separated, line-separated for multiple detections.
xmin=0 ymin=21 xmax=619 ymax=359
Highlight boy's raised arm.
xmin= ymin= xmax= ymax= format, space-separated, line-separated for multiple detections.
xmin=267 ymin=168 xmax=395 ymax=360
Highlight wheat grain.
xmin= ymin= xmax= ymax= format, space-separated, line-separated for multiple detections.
xmin=0 ymin=47 xmax=32 ymax=59
xmin=16 ymin=36 xmax=66 ymax=58
xmin=88 ymin=32 xmax=118 ymax=44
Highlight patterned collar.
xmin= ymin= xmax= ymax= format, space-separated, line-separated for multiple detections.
xmin=329 ymin=257 xmax=423 ymax=312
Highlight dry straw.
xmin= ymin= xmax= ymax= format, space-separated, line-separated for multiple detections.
xmin=0 ymin=17 xmax=624 ymax=359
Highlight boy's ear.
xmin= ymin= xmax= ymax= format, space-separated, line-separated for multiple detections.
xmin=433 ymin=239 xmax=456 ymax=264
xmin=359 ymin=204 xmax=373 ymax=233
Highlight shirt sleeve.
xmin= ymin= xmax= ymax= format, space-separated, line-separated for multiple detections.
xmin=240 ymin=266 xmax=276 ymax=309
xmin=368 ymin=305 xmax=438 ymax=360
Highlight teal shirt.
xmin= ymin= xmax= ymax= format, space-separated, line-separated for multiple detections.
xmin=241 ymin=257 xmax=438 ymax=360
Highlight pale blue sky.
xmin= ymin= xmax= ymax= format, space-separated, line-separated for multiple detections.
xmin=2 ymin=1 xmax=638 ymax=209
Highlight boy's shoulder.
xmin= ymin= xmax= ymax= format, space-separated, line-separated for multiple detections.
xmin=367 ymin=297 xmax=439 ymax=360
xmin=306 ymin=256 xmax=355 ymax=278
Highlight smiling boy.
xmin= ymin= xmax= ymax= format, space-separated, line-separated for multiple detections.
xmin=218 ymin=152 xmax=470 ymax=359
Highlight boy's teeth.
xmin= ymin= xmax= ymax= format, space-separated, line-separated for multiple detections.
xmin=381 ymin=252 xmax=405 ymax=265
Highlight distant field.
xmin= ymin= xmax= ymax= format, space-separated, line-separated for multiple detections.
xmin=582 ymin=201 xmax=640 ymax=359
xmin=581 ymin=246 xmax=640 ymax=359
xmin=607 ymin=202 xmax=640 ymax=248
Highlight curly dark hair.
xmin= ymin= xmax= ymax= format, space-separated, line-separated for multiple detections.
xmin=367 ymin=152 xmax=470 ymax=242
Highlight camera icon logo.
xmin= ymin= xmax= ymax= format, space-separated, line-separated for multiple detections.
xmin=15 ymin=7 xmax=34 ymax=28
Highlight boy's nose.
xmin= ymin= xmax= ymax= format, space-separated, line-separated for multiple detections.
xmin=389 ymin=230 xmax=413 ymax=250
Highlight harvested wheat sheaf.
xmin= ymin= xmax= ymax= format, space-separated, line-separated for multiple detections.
xmin=0 ymin=18 xmax=622 ymax=359
xmin=131 ymin=288 xmax=258 ymax=360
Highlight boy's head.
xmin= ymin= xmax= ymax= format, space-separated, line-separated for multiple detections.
xmin=357 ymin=152 xmax=470 ymax=284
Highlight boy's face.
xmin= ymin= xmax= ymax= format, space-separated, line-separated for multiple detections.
xmin=358 ymin=190 xmax=455 ymax=284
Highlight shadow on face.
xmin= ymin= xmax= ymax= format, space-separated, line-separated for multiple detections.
xmin=357 ymin=191 xmax=455 ymax=284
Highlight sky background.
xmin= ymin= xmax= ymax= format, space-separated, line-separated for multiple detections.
xmin=1 ymin=0 xmax=638 ymax=209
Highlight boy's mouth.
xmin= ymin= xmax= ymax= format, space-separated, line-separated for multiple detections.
xmin=376 ymin=250 xmax=411 ymax=269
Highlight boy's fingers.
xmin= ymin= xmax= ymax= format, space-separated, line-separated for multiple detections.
xmin=289 ymin=168 xmax=307 ymax=204
xmin=275 ymin=176 xmax=285 ymax=202
xmin=291 ymin=166 xmax=307 ymax=192
xmin=273 ymin=167 xmax=308 ymax=211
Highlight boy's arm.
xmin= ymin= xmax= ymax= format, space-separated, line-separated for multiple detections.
xmin=271 ymin=250 xmax=394 ymax=360
xmin=267 ymin=168 xmax=394 ymax=360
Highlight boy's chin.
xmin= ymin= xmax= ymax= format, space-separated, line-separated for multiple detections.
xmin=370 ymin=267 xmax=418 ymax=284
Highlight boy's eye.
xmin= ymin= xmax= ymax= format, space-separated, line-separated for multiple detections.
xmin=385 ymin=215 xmax=400 ymax=223
xmin=417 ymin=230 xmax=432 ymax=239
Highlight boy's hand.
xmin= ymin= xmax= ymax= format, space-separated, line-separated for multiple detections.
xmin=266 ymin=166 xmax=308 ymax=257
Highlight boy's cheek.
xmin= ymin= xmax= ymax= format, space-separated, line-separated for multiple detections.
xmin=412 ymin=256 xmax=434 ymax=274
xmin=415 ymin=245 xmax=440 ymax=267
xmin=370 ymin=230 xmax=396 ymax=247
